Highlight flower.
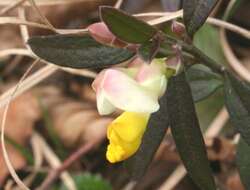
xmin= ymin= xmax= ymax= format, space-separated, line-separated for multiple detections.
xmin=106 ymin=112 xmax=150 ymax=163
xmin=92 ymin=68 xmax=160 ymax=115
xmin=135 ymin=58 xmax=167 ymax=97
xmin=92 ymin=58 xmax=171 ymax=163
xmin=89 ymin=21 xmax=184 ymax=163
xmin=92 ymin=59 xmax=167 ymax=115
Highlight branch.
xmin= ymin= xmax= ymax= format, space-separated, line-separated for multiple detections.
xmin=36 ymin=142 xmax=96 ymax=190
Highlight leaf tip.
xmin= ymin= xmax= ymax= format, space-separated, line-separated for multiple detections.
xmin=99 ymin=5 xmax=113 ymax=21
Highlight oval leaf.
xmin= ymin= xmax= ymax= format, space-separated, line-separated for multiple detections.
xmin=28 ymin=34 xmax=134 ymax=69
xmin=224 ymin=72 xmax=250 ymax=146
xmin=236 ymin=138 xmax=250 ymax=190
xmin=194 ymin=24 xmax=226 ymax=65
xmin=167 ymin=72 xmax=216 ymax=190
xmin=183 ymin=0 xmax=218 ymax=37
xmin=125 ymin=92 xmax=169 ymax=180
xmin=187 ymin=65 xmax=223 ymax=102
xmin=100 ymin=6 xmax=157 ymax=44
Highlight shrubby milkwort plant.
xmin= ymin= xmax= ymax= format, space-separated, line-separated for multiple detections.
xmin=27 ymin=1 xmax=250 ymax=190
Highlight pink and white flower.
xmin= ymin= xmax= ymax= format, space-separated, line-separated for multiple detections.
xmin=92 ymin=58 xmax=167 ymax=115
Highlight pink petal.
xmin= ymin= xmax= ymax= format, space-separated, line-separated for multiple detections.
xmin=101 ymin=69 xmax=159 ymax=113
xmin=88 ymin=22 xmax=127 ymax=47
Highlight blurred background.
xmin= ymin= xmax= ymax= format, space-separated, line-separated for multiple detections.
xmin=0 ymin=0 xmax=249 ymax=189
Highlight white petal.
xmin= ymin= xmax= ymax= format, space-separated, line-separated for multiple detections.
xmin=96 ymin=89 xmax=116 ymax=115
xmin=135 ymin=61 xmax=167 ymax=97
xmin=102 ymin=69 xmax=159 ymax=113
xmin=140 ymin=75 xmax=167 ymax=97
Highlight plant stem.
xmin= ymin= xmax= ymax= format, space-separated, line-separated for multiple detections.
xmin=182 ymin=43 xmax=225 ymax=74
xmin=161 ymin=33 xmax=225 ymax=74
xmin=36 ymin=142 xmax=95 ymax=190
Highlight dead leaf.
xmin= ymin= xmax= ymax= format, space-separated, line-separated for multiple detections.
xmin=0 ymin=145 xmax=26 ymax=184
xmin=226 ymin=173 xmax=245 ymax=190
xmin=35 ymin=86 xmax=113 ymax=148
xmin=0 ymin=26 xmax=22 ymax=52
xmin=0 ymin=91 xmax=40 ymax=184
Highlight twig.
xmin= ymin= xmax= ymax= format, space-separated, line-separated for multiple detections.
xmin=4 ymin=180 xmax=14 ymax=190
xmin=146 ymin=10 xmax=183 ymax=25
xmin=207 ymin=18 xmax=250 ymax=39
xmin=114 ymin=0 xmax=123 ymax=9
xmin=219 ymin=0 xmax=250 ymax=82
xmin=158 ymin=107 xmax=229 ymax=190
xmin=0 ymin=0 xmax=27 ymax=16
xmin=122 ymin=181 xmax=137 ymax=190
xmin=2 ymin=10 xmax=247 ymax=37
xmin=1 ymin=60 xmax=39 ymax=190
xmin=0 ymin=17 xmax=53 ymax=30
xmin=33 ymin=133 xmax=76 ymax=190
xmin=36 ymin=142 xmax=96 ymax=190
xmin=0 ymin=62 xmax=96 ymax=110
xmin=27 ymin=0 xmax=88 ymax=34
xmin=61 ymin=67 xmax=96 ymax=79
xmin=0 ymin=48 xmax=33 ymax=58
xmin=144 ymin=11 xmax=248 ymax=75
xmin=223 ymin=0 xmax=237 ymax=19
xmin=159 ymin=165 xmax=186 ymax=190
xmin=18 ymin=7 xmax=30 ymax=44
xmin=27 ymin=0 xmax=56 ymax=32
xmin=140 ymin=11 xmax=250 ymax=39
xmin=0 ymin=0 xmax=104 ymax=6
xmin=0 ymin=16 xmax=88 ymax=34
xmin=0 ymin=64 xmax=57 ymax=108
xmin=12 ymin=133 xmax=44 ymax=190
xmin=2 ymin=55 xmax=23 ymax=76
xmin=204 ymin=107 xmax=229 ymax=139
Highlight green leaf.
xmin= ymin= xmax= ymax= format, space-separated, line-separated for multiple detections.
xmin=100 ymin=6 xmax=157 ymax=43
xmin=138 ymin=37 xmax=161 ymax=63
xmin=183 ymin=0 xmax=218 ymax=37
xmin=125 ymin=92 xmax=169 ymax=180
xmin=224 ymin=72 xmax=250 ymax=146
xmin=28 ymin=34 xmax=134 ymax=69
xmin=194 ymin=24 xmax=226 ymax=64
xmin=187 ymin=65 xmax=223 ymax=102
xmin=236 ymin=138 xmax=250 ymax=190
xmin=60 ymin=173 xmax=112 ymax=190
xmin=167 ymin=71 xmax=216 ymax=190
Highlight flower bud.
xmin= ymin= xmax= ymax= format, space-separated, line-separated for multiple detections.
xmin=171 ymin=21 xmax=185 ymax=36
xmin=88 ymin=22 xmax=127 ymax=48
